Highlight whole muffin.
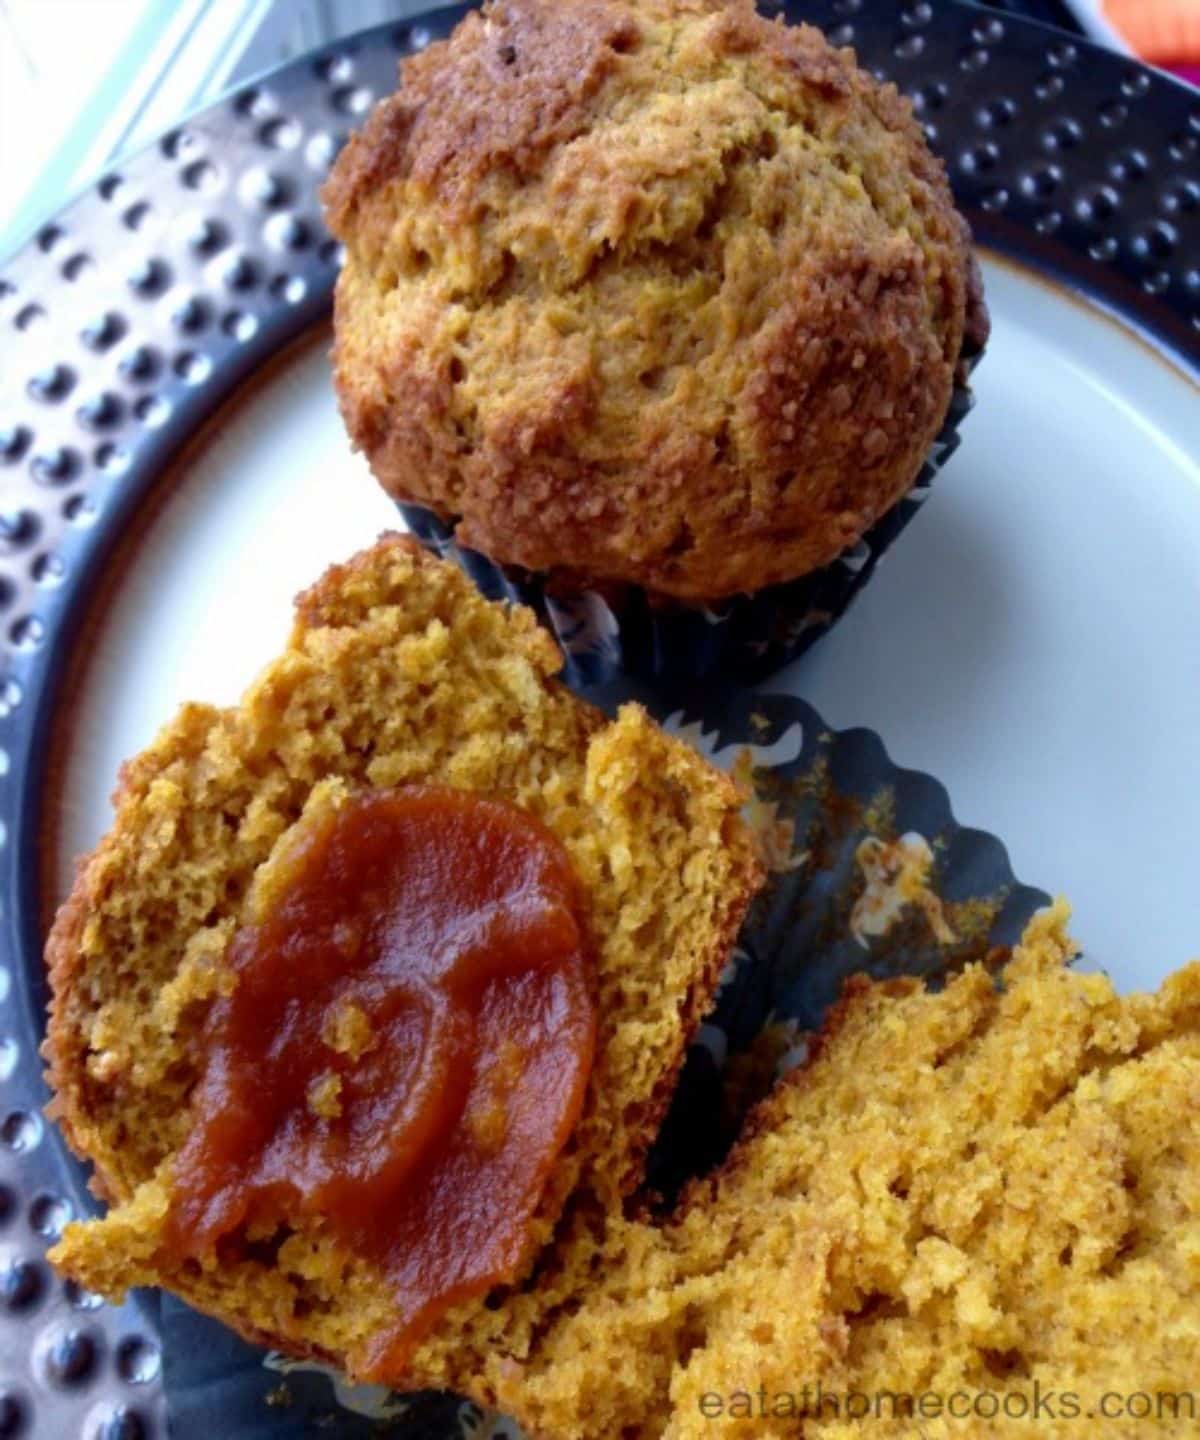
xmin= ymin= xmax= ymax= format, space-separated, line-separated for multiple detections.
xmin=325 ymin=0 xmax=986 ymax=648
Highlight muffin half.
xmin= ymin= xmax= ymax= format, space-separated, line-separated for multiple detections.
xmin=45 ymin=536 xmax=762 ymax=1383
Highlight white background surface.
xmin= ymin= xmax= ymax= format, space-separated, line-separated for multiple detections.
xmin=51 ymin=253 xmax=1200 ymax=992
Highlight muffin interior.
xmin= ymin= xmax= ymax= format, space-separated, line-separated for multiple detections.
xmin=45 ymin=536 xmax=761 ymax=1383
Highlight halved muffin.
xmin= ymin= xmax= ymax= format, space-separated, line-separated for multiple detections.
xmin=45 ymin=534 xmax=762 ymax=1384
xmin=464 ymin=907 xmax=1200 ymax=1438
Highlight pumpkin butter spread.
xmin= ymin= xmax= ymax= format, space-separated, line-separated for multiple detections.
xmin=163 ymin=782 xmax=595 ymax=1378
xmin=44 ymin=536 xmax=763 ymax=1392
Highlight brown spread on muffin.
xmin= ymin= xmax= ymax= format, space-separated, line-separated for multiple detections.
xmin=325 ymin=0 xmax=986 ymax=601
xmin=44 ymin=535 xmax=763 ymax=1386
xmin=162 ymin=782 xmax=595 ymax=1377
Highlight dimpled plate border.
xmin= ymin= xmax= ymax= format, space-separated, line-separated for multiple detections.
xmin=0 ymin=3 xmax=1196 ymax=1435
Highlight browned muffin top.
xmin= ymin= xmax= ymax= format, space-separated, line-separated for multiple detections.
xmin=326 ymin=0 xmax=984 ymax=601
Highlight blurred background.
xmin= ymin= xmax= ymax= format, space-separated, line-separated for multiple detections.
xmin=1 ymin=0 xmax=1197 ymax=259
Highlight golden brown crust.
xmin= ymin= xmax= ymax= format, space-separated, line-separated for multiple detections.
xmin=325 ymin=0 xmax=982 ymax=601
xmin=324 ymin=1 xmax=638 ymax=228
xmin=43 ymin=865 xmax=100 ymax=1185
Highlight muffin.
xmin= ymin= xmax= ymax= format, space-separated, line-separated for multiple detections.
xmin=44 ymin=535 xmax=762 ymax=1383
xmin=475 ymin=903 xmax=1200 ymax=1438
xmin=324 ymin=0 xmax=988 ymax=685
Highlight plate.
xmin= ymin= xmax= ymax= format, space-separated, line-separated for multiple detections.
xmin=0 ymin=2 xmax=1197 ymax=1435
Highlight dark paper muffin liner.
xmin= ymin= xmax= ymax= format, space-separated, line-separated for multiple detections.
xmin=158 ymin=688 xmax=1049 ymax=1439
xmin=397 ymin=343 xmax=984 ymax=691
